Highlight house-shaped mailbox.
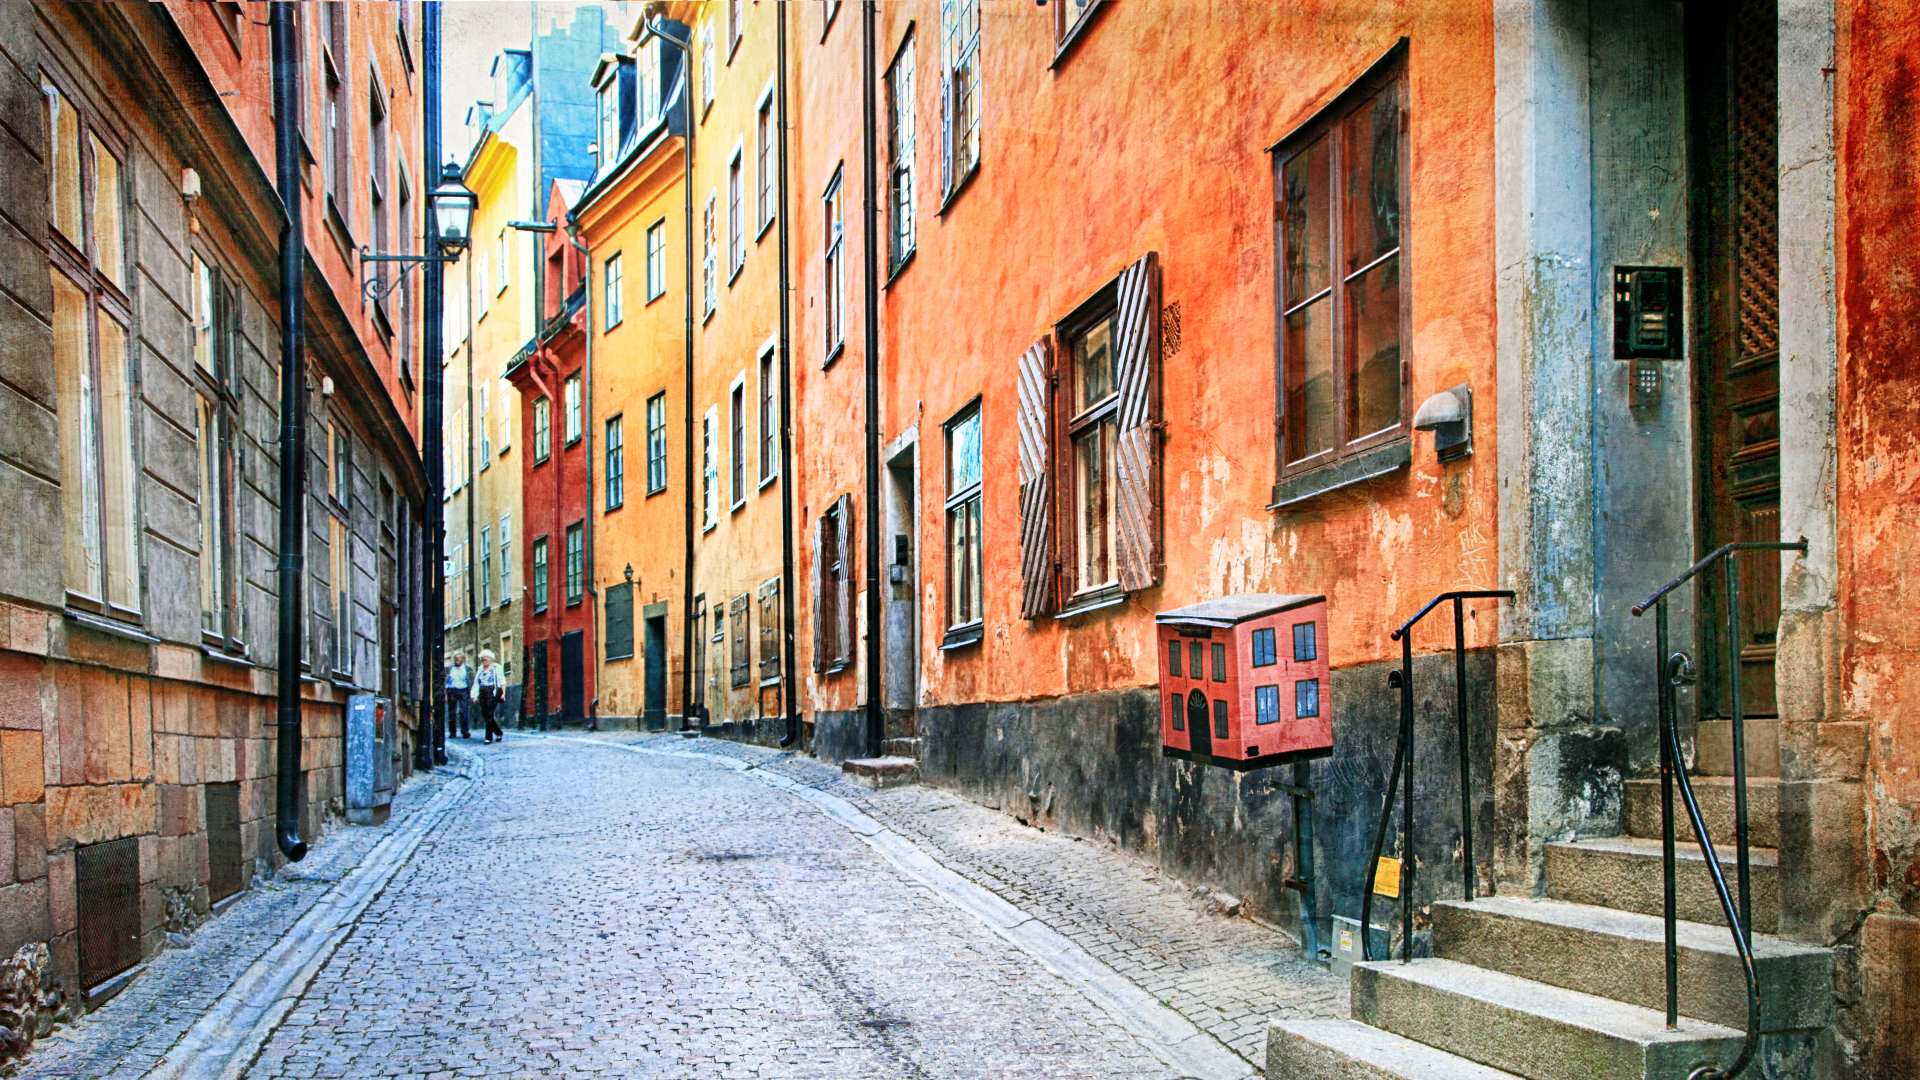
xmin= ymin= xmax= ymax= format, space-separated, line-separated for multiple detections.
xmin=1157 ymin=593 xmax=1333 ymax=769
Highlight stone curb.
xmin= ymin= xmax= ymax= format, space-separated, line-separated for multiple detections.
xmin=538 ymin=733 xmax=1258 ymax=1080
xmin=145 ymin=751 xmax=485 ymax=1080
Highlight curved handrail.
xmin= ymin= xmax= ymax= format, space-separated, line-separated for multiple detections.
xmin=1631 ymin=541 xmax=1803 ymax=1080
xmin=1361 ymin=589 xmax=1513 ymax=963
xmin=1631 ymin=540 xmax=1806 ymax=616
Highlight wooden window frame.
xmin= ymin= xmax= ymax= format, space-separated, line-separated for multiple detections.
xmin=564 ymin=521 xmax=584 ymax=607
xmin=1056 ymin=284 xmax=1121 ymax=602
xmin=823 ymin=166 xmax=845 ymax=364
xmin=701 ymin=193 xmax=717 ymax=319
xmin=531 ymin=535 xmax=549 ymax=612
xmin=498 ymin=512 xmax=512 ymax=604
xmin=563 ymin=374 xmax=583 ymax=446
xmin=532 ymin=395 xmax=551 ymax=463
xmin=701 ymin=406 xmax=717 ymax=530
xmin=645 ymin=220 xmax=667 ymax=302
xmin=938 ymin=0 xmax=981 ymax=208
xmin=605 ymin=252 xmax=624 ymax=328
xmin=886 ymin=31 xmax=917 ymax=275
xmin=943 ymin=401 xmax=985 ymax=646
xmin=755 ymin=90 xmax=776 ymax=238
xmin=728 ymin=148 xmax=745 ymax=281
xmin=729 ymin=378 xmax=747 ymax=510
xmin=758 ymin=342 xmax=778 ymax=485
xmin=606 ymin=414 xmax=625 ymax=510
xmin=46 ymin=70 xmax=142 ymax=623
xmin=1270 ymin=44 xmax=1412 ymax=498
xmin=813 ymin=496 xmax=854 ymax=673
xmin=192 ymin=253 xmax=244 ymax=652
xmin=479 ymin=524 xmax=492 ymax=610
xmin=646 ymin=391 xmax=668 ymax=494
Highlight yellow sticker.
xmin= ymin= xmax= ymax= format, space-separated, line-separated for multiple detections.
xmin=1374 ymin=856 xmax=1402 ymax=899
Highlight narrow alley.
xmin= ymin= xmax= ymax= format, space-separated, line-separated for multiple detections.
xmin=18 ymin=737 xmax=1340 ymax=1080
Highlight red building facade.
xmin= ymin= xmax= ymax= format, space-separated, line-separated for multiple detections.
xmin=506 ymin=182 xmax=597 ymax=726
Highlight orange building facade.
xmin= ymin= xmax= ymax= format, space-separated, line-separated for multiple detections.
xmin=0 ymin=0 xmax=428 ymax=1029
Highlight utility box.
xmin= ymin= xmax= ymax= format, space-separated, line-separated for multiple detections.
xmin=345 ymin=694 xmax=396 ymax=826
xmin=1156 ymin=593 xmax=1333 ymax=769
xmin=1330 ymin=914 xmax=1390 ymax=977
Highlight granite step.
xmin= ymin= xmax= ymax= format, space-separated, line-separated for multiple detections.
xmin=1625 ymin=775 xmax=1779 ymax=849
xmin=1695 ymin=718 xmax=1780 ymax=777
xmin=1546 ymin=835 xmax=1779 ymax=933
xmin=1265 ymin=1017 xmax=1523 ymax=1079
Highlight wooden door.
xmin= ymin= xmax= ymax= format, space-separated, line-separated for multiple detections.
xmin=1692 ymin=0 xmax=1781 ymax=717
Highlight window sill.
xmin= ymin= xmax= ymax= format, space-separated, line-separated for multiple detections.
xmin=1055 ymin=585 xmax=1126 ymax=621
xmin=936 ymin=164 xmax=980 ymax=218
xmin=646 ymin=290 xmax=666 ymax=308
xmin=755 ymin=217 xmax=774 ymax=243
xmin=199 ymin=643 xmax=254 ymax=668
xmin=647 ymin=485 xmax=669 ymax=499
xmin=606 ymin=501 xmax=625 ymax=514
xmin=702 ymin=306 xmax=715 ymax=326
xmin=1048 ymin=1 xmax=1111 ymax=70
xmin=728 ymin=263 xmax=743 ymax=287
xmin=566 ymin=598 xmax=583 ymax=609
xmin=758 ymin=472 xmax=778 ymax=491
xmin=822 ymin=660 xmax=849 ymax=677
xmin=323 ymin=197 xmax=356 ymax=262
xmin=940 ymin=622 xmax=984 ymax=651
xmin=64 ymin=607 xmax=157 ymax=644
xmin=730 ymin=498 xmax=746 ymax=514
xmin=824 ymin=341 xmax=844 ymax=370
xmin=886 ymin=247 xmax=916 ymax=289
xmin=1268 ymin=437 xmax=1411 ymax=510
xmin=702 ymin=520 xmax=717 ymax=534
xmin=605 ymin=318 xmax=624 ymax=332
xmin=607 ymin=652 xmax=634 ymax=663
xmin=328 ymin=674 xmax=357 ymax=691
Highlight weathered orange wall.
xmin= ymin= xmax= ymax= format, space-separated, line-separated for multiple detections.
xmin=1836 ymin=0 xmax=1920 ymax=1072
xmin=792 ymin=2 xmax=1500 ymax=717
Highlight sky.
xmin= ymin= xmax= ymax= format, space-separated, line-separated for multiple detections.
xmin=440 ymin=1 xmax=631 ymax=166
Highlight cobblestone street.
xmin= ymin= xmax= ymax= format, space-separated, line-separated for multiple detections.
xmin=18 ymin=735 xmax=1341 ymax=1080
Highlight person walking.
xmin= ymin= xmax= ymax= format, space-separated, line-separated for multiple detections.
xmin=476 ymin=649 xmax=505 ymax=744
xmin=445 ymin=649 xmax=473 ymax=739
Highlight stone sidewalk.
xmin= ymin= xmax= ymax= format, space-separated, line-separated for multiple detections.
xmin=590 ymin=731 xmax=1347 ymax=1067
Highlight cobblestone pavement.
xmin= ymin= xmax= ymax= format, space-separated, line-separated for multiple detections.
xmin=18 ymin=731 xmax=1344 ymax=1079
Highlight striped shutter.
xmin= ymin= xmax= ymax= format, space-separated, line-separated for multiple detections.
xmin=834 ymin=494 xmax=854 ymax=665
xmin=1113 ymin=252 xmax=1163 ymax=593
xmin=1017 ymin=338 xmax=1056 ymax=618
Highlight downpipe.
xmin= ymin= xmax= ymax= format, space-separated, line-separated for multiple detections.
xmin=860 ymin=0 xmax=883 ymax=760
xmin=775 ymin=1 xmax=799 ymax=748
xmin=269 ymin=3 xmax=307 ymax=862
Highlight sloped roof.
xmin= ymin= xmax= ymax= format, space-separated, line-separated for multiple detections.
xmin=1155 ymin=594 xmax=1322 ymax=627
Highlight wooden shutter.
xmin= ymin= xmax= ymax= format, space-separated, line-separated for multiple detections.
xmin=834 ymin=494 xmax=854 ymax=666
xmin=1017 ymin=338 xmax=1056 ymax=618
xmin=1113 ymin=251 xmax=1163 ymax=593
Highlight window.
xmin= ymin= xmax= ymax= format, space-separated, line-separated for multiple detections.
xmin=939 ymin=0 xmax=981 ymax=201
xmin=727 ymin=0 xmax=742 ymax=57
xmin=192 ymin=256 xmax=240 ymax=645
xmin=729 ymin=382 xmax=746 ymax=508
xmin=886 ymin=34 xmax=916 ymax=270
xmin=1293 ymin=621 xmax=1318 ymax=661
xmin=597 ymin=80 xmax=618 ymax=169
xmin=476 ymin=252 xmax=491 ymax=318
xmin=1296 ymin=678 xmax=1321 ymax=719
xmin=1212 ymin=699 xmax=1228 ymax=740
xmin=756 ymin=93 xmax=775 ymax=232
xmin=531 ymin=536 xmax=549 ymax=610
xmin=564 ymin=375 xmax=582 ymax=445
xmin=499 ymin=512 xmax=512 ymax=602
xmin=369 ymin=81 xmax=390 ymax=317
xmin=1016 ymin=253 xmax=1162 ymax=616
xmin=637 ymin=38 xmax=662 ymax=130
xmin=945 ymin=403 xmax=983 ymax=632
xmin=1211 ymin=642 xmax=1227 ymax=682
xmin=728 ymin=151 xmax=744 ymax=279
xmin=1252 ymin=627 xmax=1277 ymax=667
xmin=1167 ymin=640 xmax=1182 ymax=677
xmin=1274 ymin=52 xmax=1408 ymax=487
xmin=398 ymin=172 xmax=415 ymax=390
xmin=824 ymin=0 xmax=842 ymax=34
xmin=605 ymin=253 xmax=624 ymax=327
xmin=646 ymin=392 xmax=668 ymax=493
xmin=498 ymin=376 xmax=511 ymax=450
xmin=701 ymin=406 xmax=718 ymax=528
xmin=321 ymin=2 xmax=350 ymax=225
xmin=47 ymin=76 xmax=140 ymax=618
xmin=606 ymin=415 xmax=625 ymax=510
xmin=1169 ymin=695 xmax=1184 ymax=731
xmin=759 ymin=346 xmax=778 ymax=484
xmin=1067 ymin=307 xmax=1119 ymax=592
xmin=605 ymin=581 xmax=633 ymax=660
xmin=823 ymin=166 xmax=845 ymax=360
xmin=692 ymin=594 xmax=708 ymax=704
xmin=702 ymin=194 xmax=717 ymax=317
xmin=814 ymin=496 xmax=854 ymax=672
xmin=330 ymin=514 xmax=352 ymax=676
xmin=565 ymin=522 xmax=584 ymax=605
xmin=1054 ymin=0 xmax=1106 ymax=49
xmin=1256 ymin=684 xmax=1281 ymax=725
xmin=479 ymin=383 xmax=492 ymax=463
xmin=479 ymin=525 xmax=493 ymax=609
xmin=729 ymin=594 xmax=749 ymax=688
xmin=646 ymin=220 xmax=667 ymax=301
xmin=533 ymin=396 xmax=551 ymax=462
xmin=757 ymin=577 xmax=781 ymax=682
xmin=699 ymin=25 xmax=714 ymax=113
xmin=1189 ymin=641 xmax=1202 ymax=677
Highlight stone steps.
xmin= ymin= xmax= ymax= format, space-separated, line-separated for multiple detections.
xmin=1350 ymin=958 xmax=1745 ymax=1080
xmin=1694 ymin=718 xmax=1780 ymax=777
xmin=841 ymin=756 xmax=918 ymax=790
xmin=1625 ymin=775 xmax=1779 ymax=848
xmin=882 ymin=736 xmax=922 ymax=758
xmin=1265 ymin=1017 xmax=1524 ymax=1079
xmin=1546 ymin=835 xmax=1780 ymax=933
xmin=1431 ymin=896 xmax=1830 ymax=1032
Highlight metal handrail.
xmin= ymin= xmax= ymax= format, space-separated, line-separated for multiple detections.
xmin=1360 ymin=589 xmax=1513 ymax=962
xmin=1631 ymin=539 xmax=1805 ymax=1080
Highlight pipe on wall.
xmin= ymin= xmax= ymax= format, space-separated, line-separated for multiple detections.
xmin=860 ymin=0 xmax=884 ymax=760
xmin=419 ymin=1 xmax=448 ymax=771
xmin=269 ymin=2 xmax=309 ymax=861
xmin=775 ymin=0 xmax=800 ymax=748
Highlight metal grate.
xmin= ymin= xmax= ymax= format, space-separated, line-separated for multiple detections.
xmin=206 ymin=782 xmax=243 ymax=903
xmin=75 ymin=837 xmax=141 ymax=989
xmin=1730 ymin=0 xmax=1779 ymax=361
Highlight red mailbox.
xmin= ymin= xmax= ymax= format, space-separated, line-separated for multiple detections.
xmin=1157 ymin=593 xmax=1333 ymax=769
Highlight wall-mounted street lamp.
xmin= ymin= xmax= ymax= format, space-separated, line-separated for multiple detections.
xmin=360 ymin=160 xmax=477 ymax=302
